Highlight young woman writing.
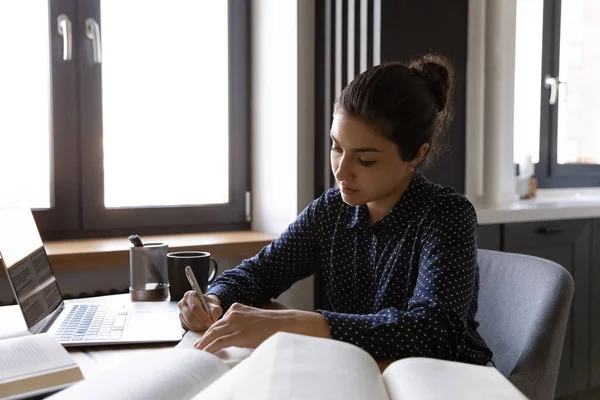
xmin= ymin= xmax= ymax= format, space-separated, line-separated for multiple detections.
xmin=178 ymin=54 xmax=493 ymax=366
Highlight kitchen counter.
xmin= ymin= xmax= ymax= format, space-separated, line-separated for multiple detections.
xmin=472 ymin=190 xmax=600 ymax=224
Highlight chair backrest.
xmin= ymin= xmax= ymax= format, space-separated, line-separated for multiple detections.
xmin=475 ymin=249 xmax=574 ymax=400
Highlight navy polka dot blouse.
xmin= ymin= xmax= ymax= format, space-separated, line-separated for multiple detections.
xmin=207 ymin=171 xmax=493 ymax=365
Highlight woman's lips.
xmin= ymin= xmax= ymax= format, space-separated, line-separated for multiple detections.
xmin=340 ymin=186 xmax=358 ymax=194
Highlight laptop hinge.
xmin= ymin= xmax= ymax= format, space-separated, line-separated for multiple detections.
xmin=31 ymin=301 xmax=65 ymax=334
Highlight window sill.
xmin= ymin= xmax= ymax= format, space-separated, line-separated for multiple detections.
xmin=535 ymin=187 xmax=600 ymax=199
xmin=40 ymin=231 xmax=277 ymax=273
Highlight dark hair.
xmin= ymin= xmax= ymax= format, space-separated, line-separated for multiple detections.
xmin=334 ymin=54 xmax=454 ymax=168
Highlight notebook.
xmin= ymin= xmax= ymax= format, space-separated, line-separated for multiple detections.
xmin=0 ymin=206 xmax=182 ymax=346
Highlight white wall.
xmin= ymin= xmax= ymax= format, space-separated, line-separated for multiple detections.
xmin=250 ymin=0 xmax=315 ymax=311
xmin=466 ymin=0 xmax=519 ymax=205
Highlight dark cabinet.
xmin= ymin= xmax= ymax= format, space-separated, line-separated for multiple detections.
xmin=477 ymin=224 xmax=501 ymax=251
xmin=504 ymin=219 xmax=592 ymax=398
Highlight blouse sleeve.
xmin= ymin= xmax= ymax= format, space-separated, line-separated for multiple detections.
xmin=317 ymin=194 xmax=479 ymax=361
xmin=206 ymin=194 xmax=327 ymax=313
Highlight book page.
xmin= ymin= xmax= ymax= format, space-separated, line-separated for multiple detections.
xmin=0 ymin=333 xmax=77 ymax=384
xmin=193 ymin=332 xmax=389 ymax=400
xmin=176 ymin=330 xmax=254 ymax=368
xmin=47 ymin=349 xmax=230 ymax=400
xmin=189 ymin=357 xmax=253 ymax=400
xmin=67 ymin=344 xmax=174 ymax=378
xmin=383 ymin=357 xmax=528 ymax=400
xmin=0 ymin=333 xmax=83 ymax=400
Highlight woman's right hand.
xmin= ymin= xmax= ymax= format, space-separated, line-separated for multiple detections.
xmin=178 ymin=291 xmax=223 ymax=332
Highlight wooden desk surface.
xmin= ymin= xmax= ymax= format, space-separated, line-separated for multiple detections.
xmin=0 ymin=294 xmax=392 ymax=377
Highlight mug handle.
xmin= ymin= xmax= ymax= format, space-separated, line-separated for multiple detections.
xmin=208 ymin=258 xmax=219 ymax=283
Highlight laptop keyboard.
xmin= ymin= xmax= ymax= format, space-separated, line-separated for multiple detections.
xmin=53 ymin=304 xmax=128 ymax=342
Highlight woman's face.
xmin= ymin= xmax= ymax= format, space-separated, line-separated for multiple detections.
xmin=330 ymin=113 xmax=419 ymax=213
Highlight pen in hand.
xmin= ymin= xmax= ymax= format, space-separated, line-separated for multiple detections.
xmin=185 ymin=266 xmax=213 ymax=323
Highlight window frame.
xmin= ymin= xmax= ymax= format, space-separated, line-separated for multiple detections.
xmin=34 ymin=0 xmax=251 ymax=240
xmin=33 ymin=0 xmax=81 ymax=234
xmin=536 ymin=0 xmax=600 ymax=188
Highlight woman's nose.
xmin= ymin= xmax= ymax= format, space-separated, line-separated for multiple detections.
xmin=333 ymin=156 xmax=352 ymax=182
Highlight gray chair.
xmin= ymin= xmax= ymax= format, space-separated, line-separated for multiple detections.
xmin=475 ymin=249 xmax=574 ymax=400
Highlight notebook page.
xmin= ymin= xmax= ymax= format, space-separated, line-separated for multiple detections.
xmin=383 ymin=357 xmax=528 ymax=400
xmin=47 ymin=349 xmax=229 ymax=400
xmin=176 ymin=330 xmax=254 ymax=368
xmin=196 ymin=332 xmax=389 ymax=400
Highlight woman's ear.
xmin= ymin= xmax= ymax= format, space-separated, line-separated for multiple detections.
xmin=412 ymin=143 xmax=430 ymax=168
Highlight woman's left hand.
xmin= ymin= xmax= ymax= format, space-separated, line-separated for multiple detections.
xmin=194 ymin=302 xmax=330 ymax=353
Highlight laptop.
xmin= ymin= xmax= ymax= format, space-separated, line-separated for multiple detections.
xmin=0 ymin=206 xmax=183 ymax=346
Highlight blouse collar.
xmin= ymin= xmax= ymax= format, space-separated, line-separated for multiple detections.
xmin=344 ymin=171 xmax=429 ymax=232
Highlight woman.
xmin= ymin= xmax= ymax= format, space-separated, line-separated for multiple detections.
xmin=179 ymin=54 xmax=493 ymax=366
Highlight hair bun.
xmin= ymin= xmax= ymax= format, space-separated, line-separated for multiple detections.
xmin=408 ymin=54 xmax=453 ymax=112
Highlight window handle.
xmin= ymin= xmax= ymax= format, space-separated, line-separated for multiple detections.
xmin=544 ymin=74 xmax=566 ymax=105
xmin=57 ymin=15 xmax=72 ymax=61
xmin=85 ymin=18 xmax=102 ymax=64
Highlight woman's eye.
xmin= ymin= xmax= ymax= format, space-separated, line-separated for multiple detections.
xmin=331 ymin=145 xmax=342 ymax=153
xmin=358 ymin=159 xmax=376 ymax=167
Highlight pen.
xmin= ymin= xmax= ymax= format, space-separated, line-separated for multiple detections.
xmin=185 ymin=266 xmax=212 ymax=318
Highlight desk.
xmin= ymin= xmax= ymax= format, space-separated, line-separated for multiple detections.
xmin=0 ymin=294 xmax=392 ymax=378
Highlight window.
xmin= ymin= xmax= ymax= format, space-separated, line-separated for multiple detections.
xmin=514 ymin=0 xmax=544 ymax=166
xmin=0 ymin=1 xmax=250 ymax=239
xmin=515 ymin=0 xmax=600 ymax=187
xmin=0 ymin=2 xmax=52 ymax=210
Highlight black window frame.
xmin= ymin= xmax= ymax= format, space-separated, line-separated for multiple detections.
xmin=34 ymin=0 xmax=250 ymax=240
xmin=536 ymin=0 xmax=600 ymax=188
xmin=35 ymin=0 xmax=81 ymax=234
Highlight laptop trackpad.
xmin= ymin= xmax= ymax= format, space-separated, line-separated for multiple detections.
xmin=126 ymin=310 xmax=182 ymax=341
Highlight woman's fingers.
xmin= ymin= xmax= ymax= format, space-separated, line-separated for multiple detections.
xmin=209 ymin=304 xmax=223 ymax=322
xmin=179 ymin=312 xmax=192 ymax=331
xmin=179 ymin=303 xmax=207 ymax=331
xmin=177 ymin=291 xmax=225 ymax=331
xmin=194 ymin=318 xmax=229 ymax=349
xmin=184 ymin=291 xmax=214 ymax=328
xmin=200 ymin=333 xmax=242 ymax=354
xmin=178 ymin=312 xmax=187 ymax=330
xmin=178 ymin=296 xmax=212 ymax=331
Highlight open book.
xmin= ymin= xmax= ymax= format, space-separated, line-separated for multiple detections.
xmin=48 ymin=332 xmax=527 ymax=400
xmin=0 ymin=333 xmax=83 ymax=400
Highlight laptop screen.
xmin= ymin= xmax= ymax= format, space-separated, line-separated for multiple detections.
xmin=0 ymin=207 xmax=63 ymax=330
